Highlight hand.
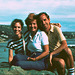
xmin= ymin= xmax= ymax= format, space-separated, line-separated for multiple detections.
xmin=51 ymin=23 xmax=61 ymax=28
xmin=58 ymin=23 xmax=61 ymax=27
xmin=27 ymin=57 xmax=36 ymax=61
xmin=50 ymin=53 xmax=53 ymax=66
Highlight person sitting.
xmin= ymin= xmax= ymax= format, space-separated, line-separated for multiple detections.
xmin=37 ymin=12 xmax=74 ymax=75
xmin=7 ymin=13 xmax=49 ymax=70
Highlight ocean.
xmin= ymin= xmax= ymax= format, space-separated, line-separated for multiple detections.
xmin=66 ymin=39 xmax=75 ymax=47
xmin=0 ymin=39 xmax=75 ymax=63
xmin=0 ymin=42 xmax=8 ymax=63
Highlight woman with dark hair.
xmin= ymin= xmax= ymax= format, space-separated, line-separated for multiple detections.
xmin=7 ymin=19 xmax=25 ymax=63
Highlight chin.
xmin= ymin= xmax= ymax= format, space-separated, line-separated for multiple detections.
xmin=31 ymin=30 xmax=36 ymax=32
xmin=15 ymin=33 xmax=19 ymax=35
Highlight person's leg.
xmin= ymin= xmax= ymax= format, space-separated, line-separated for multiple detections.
xmin=61 ymin=47 xmax=74 ymax=75
xmin=13 ymin=54 xmax=28 ymax=61
xmin=13 ymin=53 xmax=47 ymax=70
xmin=15 ymin=61 xmax=45 ymax=70
xmin=12 ymin=54 xmax=28 ymax=65
xmin=52 ymin=57 xmax=65 ymax=75
xmin=64 ymin=47 xmax=74 ymax=68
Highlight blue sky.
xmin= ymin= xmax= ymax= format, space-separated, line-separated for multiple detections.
xmin=0 ymin=0 xmax=75 ymax=32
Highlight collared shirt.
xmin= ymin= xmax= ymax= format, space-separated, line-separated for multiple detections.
xmin=7 ymin=36 xmax=24 ymax=54
xmin=27 ymin=29 xmax=49 ymax=52
xmin=48 ymin=25 xmax=66 ymax=51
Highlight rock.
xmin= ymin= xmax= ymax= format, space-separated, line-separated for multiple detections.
xmin=0 ymin=62 xmax=68 ymax=75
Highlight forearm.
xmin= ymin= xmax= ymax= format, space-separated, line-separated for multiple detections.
xmin=51 ymin=40 xmax=68 ymax=55
xmin=35 ymin=51 xmax=49 ymax=60
xmin=9 ymin=56 xmax=13 ymax=63
xmin=28 ymin=45 xmax=49 ymax=61
xmin=36 ymin=45 xmax=49 ymax=60
xmin=50 ymin=23 xmax=61 ymax=28
xmin=9 ymin=49 xmax=13 ymax=63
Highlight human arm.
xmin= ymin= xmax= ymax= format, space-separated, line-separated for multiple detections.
xmin=50 ymin=26 xmax=68 ymax=55
xmin=28 ymin=45 xmax=49 ymax=61
xmin=28 ymin=31 xmax=49 ymax=61
xmin=50 ymin=40 xmax=67 ymax=56
xmin=49 ymin=26 xmax=67 ymax=65
xmin=50 ymin=23 xmax=61 ymax=28
xmin=50 ymin=40 xmax=68 ymax=66
xmin=9 ymin=49 xmax=13 ymax=63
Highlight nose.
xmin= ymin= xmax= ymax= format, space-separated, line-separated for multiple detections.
xmin=42 ymin=21 xmax=45 ymax=25
xmin=15 ymin=27 xmax=18 ymax=30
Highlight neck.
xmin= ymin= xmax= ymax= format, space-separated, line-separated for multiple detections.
xmin=45 ymin=24 xmax=50 ymax=34
xmin=18 ymin=33 xmax=22 ymax=39
xmin=31 ymin=30 xmax=37 ymax=39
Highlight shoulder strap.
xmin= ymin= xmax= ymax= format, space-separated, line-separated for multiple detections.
xmin=22 ymin=34 xmax=26 ymax=55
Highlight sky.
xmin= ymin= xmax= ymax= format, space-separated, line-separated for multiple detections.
xmin=0 ymin=0 xmax=75 ymax=32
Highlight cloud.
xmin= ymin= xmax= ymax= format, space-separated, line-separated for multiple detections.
xmin=0 ymin=0 xmax=75 ymax=29
xmin=0 ymin=22 xmax=11 ymax=25
xmin=0 ymin=0 xmax=74 ymax=18
xmin=0 ymin=0 xmax=75 ymax=11
xmin=51 ymin=14 xmax=75 ymax=18
xmin=0 ymin=0 xmax=74 ymax=14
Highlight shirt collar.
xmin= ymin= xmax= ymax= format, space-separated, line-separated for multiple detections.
xmin=29 ymin=29 xmax=40 ymax=39
xmin=49 ymin=25 xmax=54 ymax=32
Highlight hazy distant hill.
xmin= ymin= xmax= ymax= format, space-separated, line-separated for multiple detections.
xmin=0 ymin=25 xmax=27 ymax=39
xmin=0 ymin=25 xmax=75 ymax=40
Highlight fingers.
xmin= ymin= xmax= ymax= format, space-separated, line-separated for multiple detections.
xmin=50 ymin=58 xmax=52 ymax=66
xmin=50 ymin=54 xmax=53 ymax=66
xmin=27 ymin=57 xmax=35 ymax=61
xmin=58 ymin=23 xmax=61 ymax=27
xmin=27 ymin=57 xmax=31 ymax=60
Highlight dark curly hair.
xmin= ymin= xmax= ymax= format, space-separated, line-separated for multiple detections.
xmin=11 ymin=19 xmax=24 ymax=29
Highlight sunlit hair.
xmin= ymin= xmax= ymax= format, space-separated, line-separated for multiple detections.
xmin=11 ymin=19 xmax=24 ymax=29
xmin=25 ymin=13 xmax=38 ymax=29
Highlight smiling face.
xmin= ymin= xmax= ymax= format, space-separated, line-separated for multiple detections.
xmin=39 ymin=14 xmax=50 ymax=32
xmin=28 ymin=19 xmax=38 ymax=33
xmin=13 ymin=22 xmax=22 ymax=37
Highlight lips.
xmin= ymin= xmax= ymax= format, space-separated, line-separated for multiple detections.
xmin=14 ymin=30 xmax=20 ymax=34
xmin=30 ymin=27 xmax=37 ymax=30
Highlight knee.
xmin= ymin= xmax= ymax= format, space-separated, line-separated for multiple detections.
xmin=68 ymin=48 xmax=73 ymax=56
xmin=64 ymin=47 xmax=73 ymax=57
xmin=13 ymin=54 xmax=20 ymax=61
xmin=58 ymin=59 xmax=65 ymax=69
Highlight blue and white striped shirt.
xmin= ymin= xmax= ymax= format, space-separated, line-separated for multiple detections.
xmin=7 ymin=30 xmax=29 ymax=54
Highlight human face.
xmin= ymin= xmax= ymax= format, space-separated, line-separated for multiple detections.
xmin=39 ymin=14 xmax=50 ymax=32
xmin=28 ymin=20 xmax=38 ymax=33
xmin=13 ymin=22 xmax=22 ymax=36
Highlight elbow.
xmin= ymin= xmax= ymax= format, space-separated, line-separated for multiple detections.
xmin=47 ymin=51 xmax=49 ymax=55
xmin=46 ymin=50 xmax=49 ymax=55
xmin=61 ymin=40 xmax=68 ymax=49
xmin=63 ymin=43 xmax=68 ymax=49
xmin=9 ymin=56 xmax=13 ymax=63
